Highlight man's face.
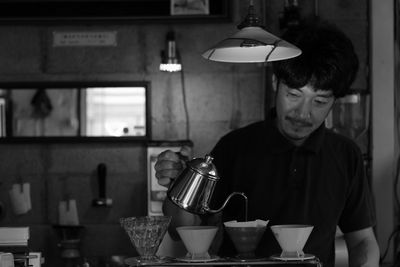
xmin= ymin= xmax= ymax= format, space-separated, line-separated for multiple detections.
xmin=275 ymin=81 xmax=335 ymax=145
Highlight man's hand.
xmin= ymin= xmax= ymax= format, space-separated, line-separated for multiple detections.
xmin=344 ymin=227 xmax=380 ymax=267
xmin=154 ymin=146 xmax=199 ymax=241
xmin=154 ymin=146 xmax=192 ymax=188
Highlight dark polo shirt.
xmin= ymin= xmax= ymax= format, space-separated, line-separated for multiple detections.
xmin=209 ymin=109 xmax=376 ymax=267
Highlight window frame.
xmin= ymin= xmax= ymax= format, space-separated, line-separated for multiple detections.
xmin=0 ymin=81 xmax=151 ymax=143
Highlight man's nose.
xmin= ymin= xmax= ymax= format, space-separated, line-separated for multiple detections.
xmin=296 ymin=99 xmax=312 ymax=119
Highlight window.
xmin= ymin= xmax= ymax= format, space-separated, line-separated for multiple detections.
xmin=82 ymin=87 xmax=146 ymax=137
xmin=0 ymin=81 xmax=150 ymax=141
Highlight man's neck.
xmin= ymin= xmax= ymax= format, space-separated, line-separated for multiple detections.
xmin=288 ymin=138 xmax=306 ymax=147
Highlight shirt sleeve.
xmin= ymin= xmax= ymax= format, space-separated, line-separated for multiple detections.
xmin=338 ymin=144 xmax=376 ymax=233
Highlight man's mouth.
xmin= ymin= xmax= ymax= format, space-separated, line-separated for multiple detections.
xmin=286 ymin=117 xmax=313 ymax=128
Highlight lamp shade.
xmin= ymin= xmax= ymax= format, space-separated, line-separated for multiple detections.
xmin=202 ymin=26 xmax=302 ymax=63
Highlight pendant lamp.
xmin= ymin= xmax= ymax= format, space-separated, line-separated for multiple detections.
xmin=202 ymin=1 xmax=302 ymax=63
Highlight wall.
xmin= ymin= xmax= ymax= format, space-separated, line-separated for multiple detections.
xmin=0 ymin=0 xmax=370 ymax=266
xmin=0 ymin=1 xmax=265 ymax=266
xmin=371 ymin=0 xmax=395 ymax=263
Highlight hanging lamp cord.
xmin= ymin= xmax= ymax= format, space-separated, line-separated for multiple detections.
xmin=180 ymin=68 xmax=190 ymax=140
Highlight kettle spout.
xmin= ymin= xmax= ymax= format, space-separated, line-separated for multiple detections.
xmin=204 ymin=192 xmax=247 ymax=214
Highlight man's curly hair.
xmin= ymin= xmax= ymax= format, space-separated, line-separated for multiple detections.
xmin=272 ymin=20 xmax=359 ymax=98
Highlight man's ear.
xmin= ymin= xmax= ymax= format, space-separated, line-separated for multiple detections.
xmin=331 ymin=97 xmax=337 ymax=110
xmin=271 ymin=74 xmax=278 ymax=92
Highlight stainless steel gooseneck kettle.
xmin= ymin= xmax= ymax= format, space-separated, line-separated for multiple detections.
xmin=167 ymin=154 xmax=247 ymax=215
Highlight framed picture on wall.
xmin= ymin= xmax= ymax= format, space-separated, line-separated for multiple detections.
xmin=170 ymin=0 xmax=209 ymax=15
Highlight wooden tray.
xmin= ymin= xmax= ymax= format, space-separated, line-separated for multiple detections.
xmin=125 ymin=256 xmax=322 ymax=266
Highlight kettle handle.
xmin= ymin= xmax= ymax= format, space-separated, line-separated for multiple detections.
xmin=204 ymin=191 xmax=247 ymax=214
xmin=167 ymin=151 xmax=190 ymax=190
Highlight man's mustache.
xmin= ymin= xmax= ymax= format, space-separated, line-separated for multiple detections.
xmin=286 ymin=116 xmax=313 ymax=127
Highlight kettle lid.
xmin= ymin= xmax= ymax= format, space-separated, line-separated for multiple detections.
xmin=187 ymin=154 xmax=218 ymax=179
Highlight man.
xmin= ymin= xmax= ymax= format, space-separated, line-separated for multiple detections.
xmin=155 ymin=20 xmax=379 ymax=267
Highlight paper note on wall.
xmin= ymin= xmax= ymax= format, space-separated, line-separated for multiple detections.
xmin=58 ymin=199 xmax=79 ymax=225
xmin=9 ymin=183 xmax=32 ymax=215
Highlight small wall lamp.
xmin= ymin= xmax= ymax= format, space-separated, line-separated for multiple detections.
xmin=160 ymin=31 xmax=182 ymax=72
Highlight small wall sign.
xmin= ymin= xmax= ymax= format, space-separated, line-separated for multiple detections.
xmin=52 ymin=31 xmax=117 ymax=47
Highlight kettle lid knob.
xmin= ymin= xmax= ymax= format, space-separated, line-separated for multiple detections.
xmin=187 ymin=154 xmax=218 ymax=179
xmin=205 ymin=154 xmax=213 ymax=164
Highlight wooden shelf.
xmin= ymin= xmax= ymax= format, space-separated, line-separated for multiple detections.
xmin=0 ymin=0 xmax=231 ymax=24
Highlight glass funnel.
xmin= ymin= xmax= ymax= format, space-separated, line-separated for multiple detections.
xmin=120 ymin=216 xmax=171 ymax=265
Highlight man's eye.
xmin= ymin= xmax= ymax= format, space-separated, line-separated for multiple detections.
xmin=287 ymin=91 xmax=300 ymax=98
xmin=314 ymin=98 xmax=330 ymax=105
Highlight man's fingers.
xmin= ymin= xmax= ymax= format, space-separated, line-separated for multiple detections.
xmin=154 ymin=159 xmax=182 ymax=172
xmin=157 ymin=177 xmax=171 ymax=187
xmin=157 ymin=150 xmax=180 ymax=162
xmin=154 ymin=149 xmax=186 ymax=188
xmin=155 ymin=169 xmax=181 ymax=180
xmin=180 ymin=146 xmax=192 ymax=159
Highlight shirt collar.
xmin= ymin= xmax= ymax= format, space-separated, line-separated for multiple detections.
xmin=264 ymin=108 xmax=325 ymax=154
